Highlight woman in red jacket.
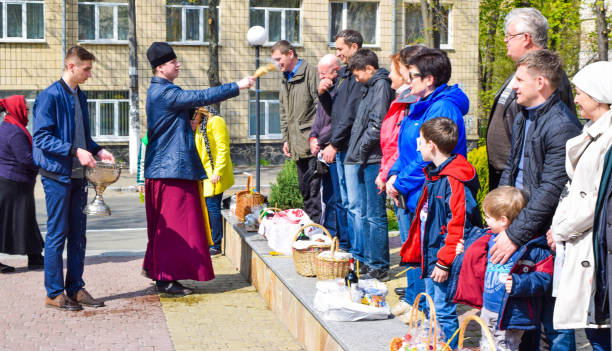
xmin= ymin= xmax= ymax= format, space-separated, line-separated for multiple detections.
xmin=376 ymin=46 xmax=426 ymax=317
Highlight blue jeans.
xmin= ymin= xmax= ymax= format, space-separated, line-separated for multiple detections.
xmin=395 ymin=205 xmax=413 ymax=244
xmin=520 ymin=291 xmax=576 ymax=351
xmin=322 ymin=161 xmax=350 ymax=250
xmin=335 ymin=151 xmax=352 ymax=252
xmin=585 ymin=328 xmax=611 ymax=351
xmin=205 ymin=193 xmax=223 ymax=250
xmin=424 ymin=277 xmax=459 ymax=350
xmin=397 ymin=207 xmax=426 ymax=306
xmin=41 ymin=176 xmax=88 ymax=298
xmin=345 ymin=163 xmax=389 ymax=270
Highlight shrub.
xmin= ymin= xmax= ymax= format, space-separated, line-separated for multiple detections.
xmin=268 ymin=159 xmax=304 ymax=210
xmin=387 ymin=208 xmax=399 ymax=231
xmin=467 ymin=144 xmax=489 ymax=213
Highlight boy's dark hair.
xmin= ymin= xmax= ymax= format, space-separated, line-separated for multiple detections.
xmin=517 ymin=49 xmax=563 ymax=90
xmin=407 ymin=48 xmax=452 ymax=87
xmin=482 ymin=186 xmax=526 ymax=223
xmin=399 ymin=45 xmax=426 ymax=68
xmin=271 ymin=40 xmax=298 ymax=58
xmin=334 ymin=29 xmax=363 ymax=49
xmin=348 ymin=49 xmax=379 ymax=71
xmin=419 ymin=117 xmax=458 ymax=155
xmin=65 ymin=46 xmax=96 ymax=67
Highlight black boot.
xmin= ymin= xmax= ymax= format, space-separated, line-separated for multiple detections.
xmin=156 ymin=280 xmax=193 ymax=296
xmin=0 ymin=262 xmax=15 ymax=273
xmin=28 ymin=254 xmax=44 ymax=270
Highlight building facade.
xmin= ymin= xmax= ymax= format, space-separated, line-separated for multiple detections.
xmin=0 ymin=0 xmax=479 ymax=168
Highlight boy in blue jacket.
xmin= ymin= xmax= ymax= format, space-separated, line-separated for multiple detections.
xmin=454 ymin=186 xmax=554 ymax=351
xmin=400 ymin=117 xmax=482 ymax=349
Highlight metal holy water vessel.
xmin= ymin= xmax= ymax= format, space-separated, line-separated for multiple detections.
xmin=84 ymin=162 xmax=122 ymax=216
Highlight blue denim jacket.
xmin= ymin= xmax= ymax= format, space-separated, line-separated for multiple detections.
xmin=144 ymin=76 xmax=239 ymax=180
xmin=32 ymin=80 xmax=100 ymax=183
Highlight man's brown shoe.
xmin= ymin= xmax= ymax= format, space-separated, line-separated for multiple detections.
xmin=68 ymin=289 xmax=105 ymax=308
xmin=45 ymin=294 xmax=83 ymax=311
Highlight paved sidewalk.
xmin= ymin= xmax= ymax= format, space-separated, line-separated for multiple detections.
xmin=0 ymin=255 xmax=302 ymax=351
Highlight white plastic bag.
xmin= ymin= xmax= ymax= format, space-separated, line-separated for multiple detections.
xmin=258 ymin=209 xmax=312 ymax=255
xmin=313 ymin=279 xmax=391 ymax=321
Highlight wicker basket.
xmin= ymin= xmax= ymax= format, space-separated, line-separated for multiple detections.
xmin=235 ymin=175 xmax=265 ymax=221
xmin=456 ymin=315 xmax=496 ymax=351
xmin=315 ymin=237 xmax=349 ymax=280
xmin=292 ymin=223 xmax=332 ymax=277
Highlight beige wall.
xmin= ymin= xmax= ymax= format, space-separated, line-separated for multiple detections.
xmin=0 ymin=0 xmax=480 ymax=149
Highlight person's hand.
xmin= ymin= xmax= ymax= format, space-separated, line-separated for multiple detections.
xmin=546 ymin=229 xmax=556 ymax=251
xmin=283 ymin=142 xmax=292 ymax=157
xmin=505 ymin=275 xmax=513 ymax=294
xmin=318 ymin=78 xmax=334 ymax=95
xmin=137 ymin=185 xmax=145 ymax=193
xmin=237 ymin=76 xmax=256 ymax=89
xmin=386 ymin=175 xmax=399 ymax=205
xmin=76 ymin=148 xmax=96 ymax=168
xmin=310 ymin=138 xmax=320 ymax=156
xmin=321 ymin=144 xmax=337 ymax=164
xmin=97 ymin=149 xmax=115 ymax=164
xmin=489 ymin=230 xmax=519 ymax=264
xmin=456 ymin=239 xmax=465 ymax=255
xmin=430 ymin=266 xmax=449 ymax=283
xmin=375 ymin=174 xmax=386 ymax=193
xmin=210 ymin=174 xmax=221 ymax=185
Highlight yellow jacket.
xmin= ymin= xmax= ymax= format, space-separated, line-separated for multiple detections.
xmin=195 ymin=115 xmax=235 ymax=197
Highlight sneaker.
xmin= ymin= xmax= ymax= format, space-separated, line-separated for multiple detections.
xmin=361 ymin=268 xmax=391 ymax=282
xmin=394 ymin=287 xmax=406 ymax=296
xmin=398 ymin=311 xmax=412 ymax=324
xmin=358 ymin=262 xmax=370 ymax=275
xmin=209 ymin=247 xmax=222 ymax=256
xmin=391 ymin=300 xmax=413 ymax=316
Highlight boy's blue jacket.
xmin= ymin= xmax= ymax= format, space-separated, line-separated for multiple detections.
xmin=400 ymin=154 xmax=482 ymax=275
xmin=451 ymin=230 xmax=554 ymax=330
xmin=33 ymin=80 xmax=101 ymax=183
xmin=388 ymin=83 xmax=469 ymax=213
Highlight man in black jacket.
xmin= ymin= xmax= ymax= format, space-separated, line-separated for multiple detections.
xmin=486 ymin=8 xmax=576 ymax=191
xmin=492 ymin=49 xmax=581 ymax=351
xmin=319 ymin=29 xmax=364 ymax=253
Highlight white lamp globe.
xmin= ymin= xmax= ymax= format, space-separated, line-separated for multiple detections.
xmin=247 ymin=26 xmax=267 ymax=46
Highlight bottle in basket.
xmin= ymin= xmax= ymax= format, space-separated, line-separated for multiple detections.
xmin=345 ymin=258 xmax=358 ymax=286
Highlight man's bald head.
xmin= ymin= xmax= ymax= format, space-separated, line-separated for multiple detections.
xmin=318 ymin=54 xmax=341 ymax=80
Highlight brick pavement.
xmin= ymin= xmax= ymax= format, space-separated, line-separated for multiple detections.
xmin=0 ymin=254 xmax=302 ymax=351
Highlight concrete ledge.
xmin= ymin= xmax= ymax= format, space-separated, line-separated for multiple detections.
xmin=222 ymin=210 xmax=407 ymax=351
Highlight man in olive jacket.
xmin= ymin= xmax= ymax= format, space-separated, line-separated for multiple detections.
xmin=272 ymin=40 xmax=321 ymax=222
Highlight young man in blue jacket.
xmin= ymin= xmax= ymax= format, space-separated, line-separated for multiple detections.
xmin=33 ymin=46 xmax=115 ymax=311
xmin=454 ymin=186 xmax=553 ymax=351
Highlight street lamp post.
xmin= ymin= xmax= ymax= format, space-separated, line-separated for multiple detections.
xmin=247 ymin=26 xmax=267 ymax=193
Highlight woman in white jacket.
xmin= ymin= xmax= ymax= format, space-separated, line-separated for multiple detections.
xmin=548 ymin=61 xmax=612 ymax=350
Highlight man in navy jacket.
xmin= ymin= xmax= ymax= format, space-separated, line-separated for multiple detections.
xmin=33 ymin=46 xmax=115 ymax=311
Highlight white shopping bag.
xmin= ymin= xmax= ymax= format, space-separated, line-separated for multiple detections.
xmin=258 ymin=209 xmax=313 ymax=255
xmin=313 ymin=279 xmax=391 ymax=322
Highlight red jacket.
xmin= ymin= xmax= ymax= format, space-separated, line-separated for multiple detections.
xmin=379 ymin=91 xmax=418 ymax=182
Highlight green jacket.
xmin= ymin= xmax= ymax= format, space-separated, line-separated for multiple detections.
xmin=279 ymin=60 xmax=319 ymax=160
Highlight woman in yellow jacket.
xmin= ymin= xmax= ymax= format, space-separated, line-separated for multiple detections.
xmin=193 ymin=107 xmax=234 ymax=255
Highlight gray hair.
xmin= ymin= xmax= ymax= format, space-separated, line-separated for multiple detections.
xmin=504 ymin=8 xmax=549 ymax=48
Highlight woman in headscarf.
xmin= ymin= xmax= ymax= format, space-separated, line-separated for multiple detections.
xmin=548 ymin=61 xmax=612 ymax=351
xmin=0 ymin=95 xmax=44 ymax=273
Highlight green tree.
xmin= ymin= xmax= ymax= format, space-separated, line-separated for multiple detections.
xmin=268 ymin=160 xmax=303 ymax=210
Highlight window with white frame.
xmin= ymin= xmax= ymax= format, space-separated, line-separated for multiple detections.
xmin=249 ymin=91 xmax=281 ymax=139
xmin=78 ymin=1 xmax=128 ymax=43
xmin=249 ymin=0 xmax=301 ymax=45
xmin=404 ymin=2 xmax=451 ymax=49
xmin=86 ymin=91 xmax=129 ymax=141
xmin=0 ymin=0 xmax=44 ymax=41
xmin=166 ymin=0 xmax=219 ymax=44
xmin=329 ymin=2 xmax=378 ymax=46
